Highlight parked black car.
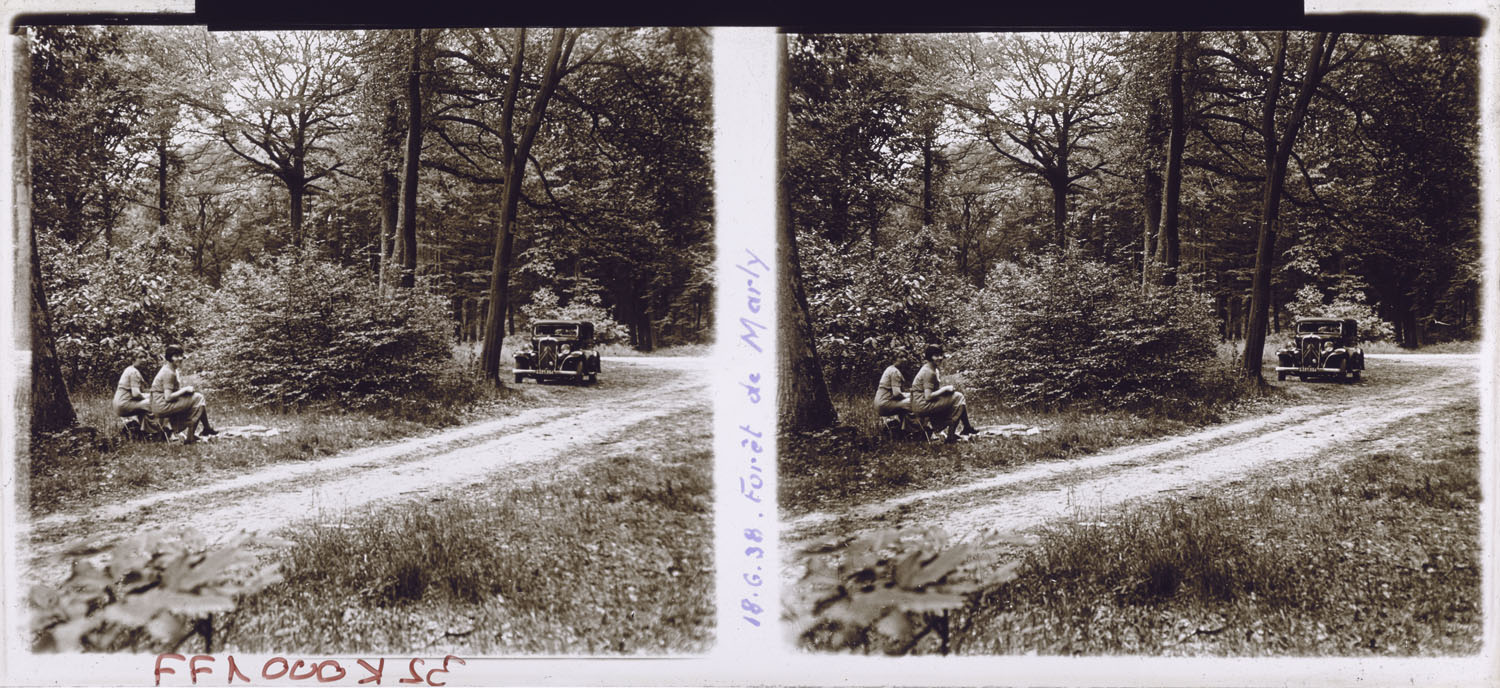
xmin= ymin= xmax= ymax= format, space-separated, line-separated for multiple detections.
xmin=1275 ymin=318 xmax=1365 ymax=382
xmin=513 ymin=320 xmax=601 ymax=384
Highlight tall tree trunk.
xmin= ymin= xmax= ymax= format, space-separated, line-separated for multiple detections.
xmin=776 ymin=36 xmax=838 ymax=431
xmin=1401 ymin=299 xmax=1422 ymax=349
xmin=480 ymin=29 xmax=571 ymax=383
xmin=156 ymin=137 xmax=170 ymax=227
xmin=1141 ymin=91 xmax=1163 ymax=286
xmin=1050 ymin=176 xmax=1068 ymax=250
xmin=1159 ymin=32 xmax=1188 ymax=287
xmin=15 ymin=36 xmax=75 ymax=434
xmin=288 ymin=179 xmax=305 ymax=248
xmin=1243 ymin=32 xmax=1333 ymax=382
xmin=102 ymin=202 xmax=112 ymax=259
xmin=397 ymin=29 xmax=425 ymax=289
xmin=378 ymin=170 xmax=398 ymax=284
xmin=920 ymin=139 xmax=935 ymax=227
xmin=634 ymin=290 xmax=655 ymax=352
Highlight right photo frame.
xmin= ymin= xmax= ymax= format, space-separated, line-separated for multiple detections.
xmin=776 ymin=28 xmax=1487 ymax=659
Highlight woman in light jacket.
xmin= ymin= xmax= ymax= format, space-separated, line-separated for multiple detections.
xmin=911 ymin=343 xmax=978 ymax=443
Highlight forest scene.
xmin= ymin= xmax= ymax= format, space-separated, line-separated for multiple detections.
xmin=779 ymin=31 xmax=1483 ymax=656
xmin=20 ymin=26 xmax=714 ymax=654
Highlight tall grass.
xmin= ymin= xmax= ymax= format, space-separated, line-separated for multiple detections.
xmin=953 ymin=401 xmax=1481 ymax=656
xmin=220 ymin=409 xmax=714 ymax=654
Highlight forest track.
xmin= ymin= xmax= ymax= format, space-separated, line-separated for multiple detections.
xmin=23 ymin=357 xmax=710 ymax=586
xmin=784 ymin=353 xmax=1479 ymax=571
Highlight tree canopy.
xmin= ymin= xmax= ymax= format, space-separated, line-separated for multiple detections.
xmin=27 ymin=26 xmax=713 ymax=409
xmin=783 ymin=30 xmax=1478 ymax=412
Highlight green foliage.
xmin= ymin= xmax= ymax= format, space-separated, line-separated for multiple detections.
xmin=803 ymin=229 xmax=969 ymax=391
xmin=1286 ymin=284 xmax=1395 ymax=342
xmin=42 ymin=233 xmax=204 ymax=389
xmin=518 ymin=268 xmax=629 ymax=344
xmin=798 ymin=527 xmax=1018 ymax=654
xmin=194 ymin=248 xmax=456 ymax=409
xmin=29 ymin=529 xmax=287 ymax=652
xmin=957 ymin=253 xmax=1227 ymax=410
xmin=29 ymin=26 xmax=144 ymax=246
xmin=787 ymin=34 xmax=914 ymax=247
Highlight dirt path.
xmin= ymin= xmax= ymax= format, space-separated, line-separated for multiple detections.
xmin=784 ymin=354 xmax=1478 ymax=565
xmin=24 ymin=357 xmax=709 ymax=585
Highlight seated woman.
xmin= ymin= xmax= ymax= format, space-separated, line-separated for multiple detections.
xmin=150 ymin=344 xmax=217 ymax=443
xmin=873 ymin=360 xmax=912 ymax=418
xmin=113 ymin=350 xmax=154 ymax=420
xmin=911 ymin=343 xmax=979 ymax=443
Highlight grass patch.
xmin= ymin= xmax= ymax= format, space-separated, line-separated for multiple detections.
xmin=218 ymin=408 xmax=713 ymax=654
xmin=1228 ymin=335 xmax=1478 ymax=362
xmin=780 ymin=389 xmax=1255 ymax=518
xmin=781 ymin=348 xmax=1459 ymax=519
xmin=596 ymin=342 xmax=712 ymax=357
xmin=1363 ymin=339 xmax=1478 ymax=355
xmin=951 ymin=400 xmax=1481 ymax=656
xmin=28 ymin=367 xmax=522 ymax=517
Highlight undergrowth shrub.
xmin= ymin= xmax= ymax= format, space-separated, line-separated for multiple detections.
xmin=41 ymin=233 xmax=204 ymax=389
xmin=802 ymin=229 xmax=968 ymax=391
xmin=1286 ymin=283 xmax=1395 ymax=342
xmin=522 ymin=285 xmax=629 ymax=345
xmin=194 ymin=248 xmax=455 ymax=409
xmin=956 ymin=253 xmax=1231 ymax=411
xmin=29 ymin=529 xmax=286 ymax=652
xmin=797 ymin=527 xmax=1022 ymax=655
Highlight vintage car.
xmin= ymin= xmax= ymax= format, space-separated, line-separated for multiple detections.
xmin=513 ymin=319 xmax=601 ymax=384
xmin=1275 ymin=317 xmax=1365 ymax=382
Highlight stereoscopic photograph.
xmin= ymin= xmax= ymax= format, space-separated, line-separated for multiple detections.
xmin=777 ymin=30 xmax=1483 ymax=656
xmin=14 ymin=24 xmax=714 ymax=655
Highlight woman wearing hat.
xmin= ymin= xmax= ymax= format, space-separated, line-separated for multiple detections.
xmin=911 ymin=343 xmax=979 ymax=443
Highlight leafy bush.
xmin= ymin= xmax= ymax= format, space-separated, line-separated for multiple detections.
xmin=194 ymin=249 xmax=456 ymax=409
xmin=1286 ymin=284 xmax=1395 ymax=342
xmin=41 ymin=233 xmax=204 ymax=389
xmin=29 ymin=529 xmax=286 ymax=652
xmin=955 ymin=253 xmax=1226 ymax=410
xmin=521 ymin=285 xmax=628 ymax=345
xmin=797 ymin=527 xmax=1020 ymax=654
xmin=801 ymin=229 xmax=969 ymax=391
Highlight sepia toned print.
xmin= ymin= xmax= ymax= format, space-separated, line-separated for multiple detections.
xmin=777 ymin=31 xmax=1482 ymax=656
xmin=17 ymin=25 xmax=714 ymax=655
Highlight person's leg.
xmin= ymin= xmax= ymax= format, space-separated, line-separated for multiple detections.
xmin=942 ymin=396 xmax=963 ymax=442
xmin=161 ymin=395 xmax=202 ymax=443
xmin=183 ymin=404 xmax=203 ymax=443
xmin=953 ymin=392 xmax=979 ymax=434
xmin=192 ymin=392 xmax=217 ymax=435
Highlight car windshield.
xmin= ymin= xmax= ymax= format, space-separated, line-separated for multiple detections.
xmin=536 ymin=325 xmax=578 ymax=338
xmin=1298 ymin=322 xmax=1341 ymax=335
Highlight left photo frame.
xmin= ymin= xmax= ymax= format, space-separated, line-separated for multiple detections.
xmin=5 ymin=20 xmax=717 ymax=666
